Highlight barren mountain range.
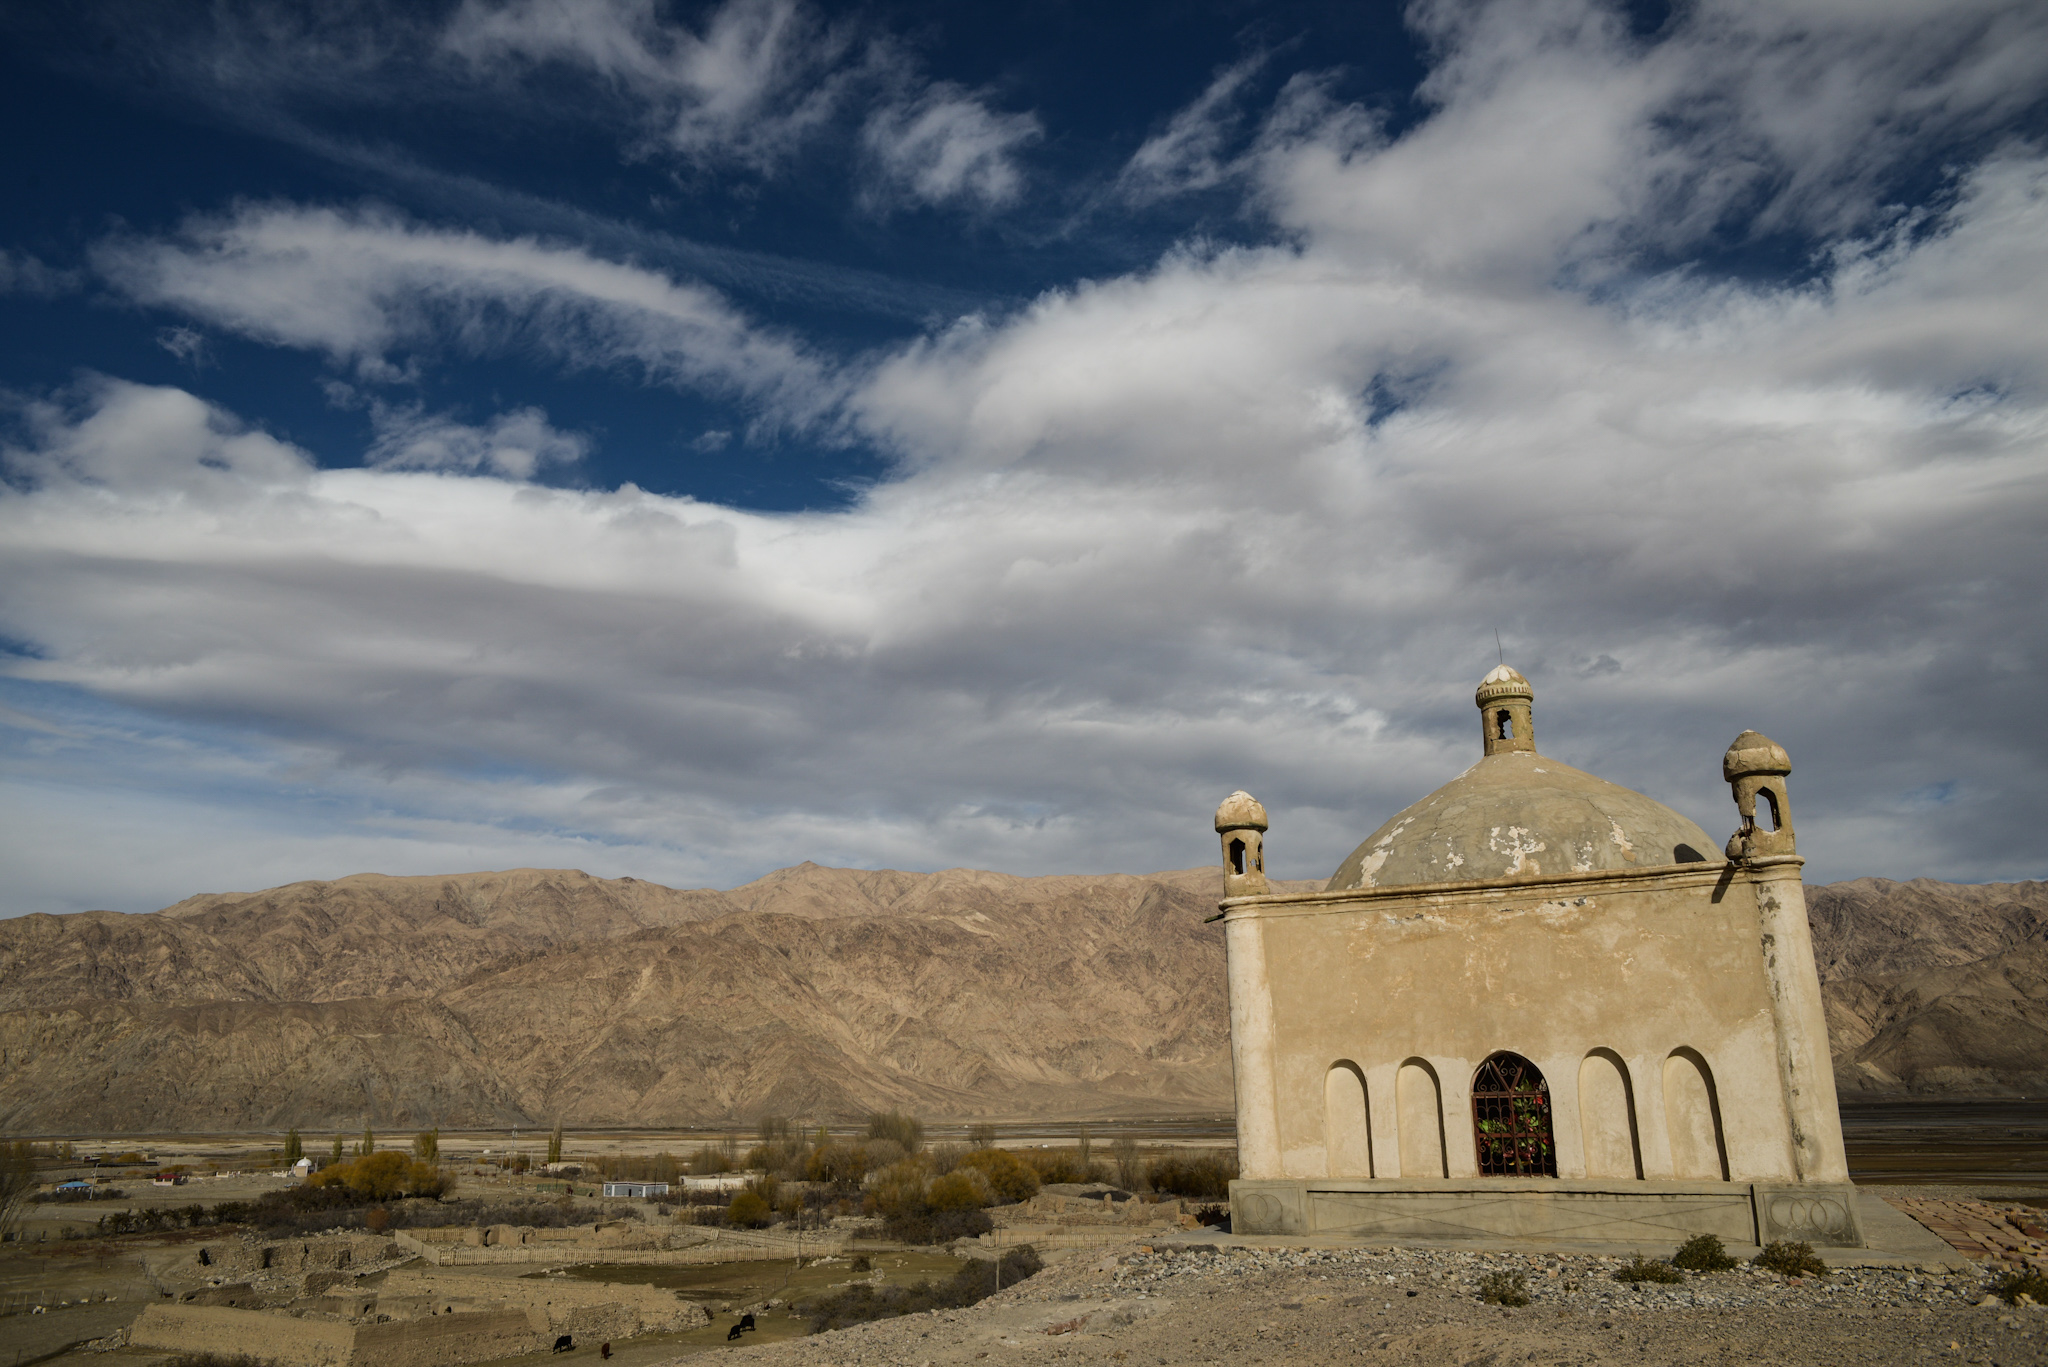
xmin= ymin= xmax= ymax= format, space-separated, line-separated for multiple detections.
xmin=0 ymin=866 xmax=2040 ymax=1133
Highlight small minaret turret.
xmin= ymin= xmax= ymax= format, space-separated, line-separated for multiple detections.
xmin=1475 ymin=665 xmax=1535 ymax=756
xmin=1215 ymin=791 xmax=1269 ymax=897
xmin=1723 ymin=730 xmax=1795 ymax=860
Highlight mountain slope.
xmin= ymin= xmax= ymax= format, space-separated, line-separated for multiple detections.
xmin=0 ymin=868 xmax=2038 ymax=1131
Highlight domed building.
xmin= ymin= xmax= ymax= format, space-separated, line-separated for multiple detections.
xmin=1215 ymin=667 xmax=1861 ymax=1248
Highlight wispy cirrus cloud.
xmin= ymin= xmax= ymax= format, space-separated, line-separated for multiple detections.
xmin=442 ymin=0 xmax=1040 ymax=209
xmin=92 ymin=204 xmax=841 ymax=424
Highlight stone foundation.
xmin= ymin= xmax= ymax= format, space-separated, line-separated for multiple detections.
xmin=1230 ymin=1178 xmax=1865 ymax=1248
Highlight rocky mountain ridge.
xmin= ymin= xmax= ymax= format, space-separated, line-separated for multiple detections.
xmin=0 ymin=867 xmax=2039 ymax=1132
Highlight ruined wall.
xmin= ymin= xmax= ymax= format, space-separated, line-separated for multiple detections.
xmin=351 ymin=1310 xmax=541 ymax=1367
xmin=379 ymin=1266 xmax=709 ymax=1336
xmin=129 ymin=1304 xmax=355 ymax=1367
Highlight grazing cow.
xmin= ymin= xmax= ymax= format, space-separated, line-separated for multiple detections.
xmin=726 ymin=1324 xmax=744 ymax=1341
xmin=552 ymin=1334 xmax=574 ymax=1353
xmin=739 ymin=1312 xmax=757 ymax=1332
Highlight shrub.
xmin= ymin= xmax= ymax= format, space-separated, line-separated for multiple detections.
xmin=805 ymin=1142 xmax=872 ymax=1189
xmin=927 ymin=1169 xmax=991 ymax=1212
xmin=1613 ymin=1257 xmax=1684 ymax=1285
xmin=1193 ymin=1204 xmax=1230 ymax=1230
xmin=885 ymin=1206 xmax=993 ymax=1245
xmin=955 ymin=1148 xmax=1039 ymax=1204
xmin=364 ymin=1206 xmax=391 ymax=1233
xmin=1478 ymin=1271 xmax=1530 ymax=1306
xmin=1146 ymin=1150 xmax=1238 ymax=1200
xmin=309 ymin=1152 xmax=445 ymax=1201
xmin=800 ymin=1245 xmax=1040 ymax=1331
xmin=1019 ymin=1148 xmax=1096 ymax=1185
xmin=685 ymin=1143 xmax=734 ymax=1175
xmin=864 ymin=1160 xmax=929 ymax=1221
xmin=1671 ymin=1233 xmax=1738 ymax=1272
xmin=866 ymin=1111 xmax=925 ymax=1154
xmin=1990 ymin=1268 xmax=2048 ymax=1306
xmin=1111 ymin=1137 xmax=1144 ymax=1190
xmin=967 ymin=1124 xmax=997 ymax=1149
xmin=1753 ymin=1241 xmax=1828 ymax=1278
xmin=726 ymin=1191 xmax=772 ymax=1228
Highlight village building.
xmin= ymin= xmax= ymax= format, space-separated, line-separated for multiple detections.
xmin=1216 ymin=665 xmax=1861 ymax=1247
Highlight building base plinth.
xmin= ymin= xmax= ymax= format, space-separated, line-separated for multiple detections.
xmin=1229 ymin=1178 xmax=1864 ymax=1248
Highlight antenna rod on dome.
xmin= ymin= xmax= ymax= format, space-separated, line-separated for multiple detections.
xmin=1495 ymin=629 xmax=1503 ymax=665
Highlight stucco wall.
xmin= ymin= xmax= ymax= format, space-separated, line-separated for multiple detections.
xmin=1224 ymin=862 xmax=1846 ymax=1188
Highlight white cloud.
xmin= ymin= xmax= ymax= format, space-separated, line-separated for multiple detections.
xmin=862 ymin=85 xmax=1041 ymax=210
xmin=92 ymin=204 xmax=838 ymax=424
xmin=366 ymin=404 xmax=590 ymax=480
xmin=4 ymin=0 xmax=2047 ymax=914
xmin=0 ymin=249 xmax=80 ymax=297
xmin=1118 ymin=53 xmax=1270 ymax=203
xmin=441 ymin=0 xmax=1039 ymax=209
xmin=443 ymin=0 xmax=852 ymax=172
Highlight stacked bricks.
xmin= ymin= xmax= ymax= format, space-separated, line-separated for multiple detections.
xmin=1887 ymin=1197 xmax=2048 ymax=1270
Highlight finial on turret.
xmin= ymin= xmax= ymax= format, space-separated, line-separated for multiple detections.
xmin=1723 ymin=730 xmax=1795 ymax=860
xmin=1215 ymin=791 xmax=1269 ymax=897
xmin=1476 ymin=665 xmax=1535 ymax=757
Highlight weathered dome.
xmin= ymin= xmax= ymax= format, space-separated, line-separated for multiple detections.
xmin=1723 ymin=730 xmax=1791 ymax=781
xmin=1215 ymin=790 xmax=1269 ymax=832
xmin=1474 ymin=664 xmax=1533 ymax=706
xmin=1326 ymin=666 xmax=1719 ymax=891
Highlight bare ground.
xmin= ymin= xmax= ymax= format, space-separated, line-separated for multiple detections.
xmin=660 ymin=1242 xmax=2048 ymax=1367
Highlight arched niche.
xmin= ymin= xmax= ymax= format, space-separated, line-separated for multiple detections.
xmin=1578 ymin=1049 xmax=1642 ymax=1180
xmin=1396 ymin=1058 xmax=1447 ymax=1179
xmin=1470 ymin=1051 xmax=1558 ymax=1177
xmin=1663 ymin=1047 xmax=1730 ymax=1181
xmin=1324 ymin=1061 xmax=1372 ymax=1177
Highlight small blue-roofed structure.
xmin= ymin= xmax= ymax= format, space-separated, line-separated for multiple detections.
xmin=602 ymin=1181 xmax=670 ymax=1199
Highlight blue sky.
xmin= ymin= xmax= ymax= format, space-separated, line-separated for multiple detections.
xmin=2 ymin=0 xmax=2045 ymax=915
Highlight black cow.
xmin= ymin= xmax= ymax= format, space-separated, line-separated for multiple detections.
xmin=739 ymin=1313 xmax=757 ymax=1332
xmin=552 ymin=1334 xmax=574 ymax=1353
xmin=726 ymin=1324 xmax=744 ymax=1341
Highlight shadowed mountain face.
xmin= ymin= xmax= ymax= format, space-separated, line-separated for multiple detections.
xmin=0 ymin=869 xmax=2038 ymax=1131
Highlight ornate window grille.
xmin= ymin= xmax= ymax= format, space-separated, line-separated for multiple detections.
xmin=1471 ymin=1051 xmax=1557 ymax=1176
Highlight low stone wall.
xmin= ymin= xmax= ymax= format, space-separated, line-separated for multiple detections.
xmin=1012 ymin=1195 xmax=1193 ymax=1228
xmin=129 ymin=1304 xmax=356 ymax=1367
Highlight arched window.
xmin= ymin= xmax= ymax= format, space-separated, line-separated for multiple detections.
xmin=1496 ymin=709 xmax=1514 ymax=740
xmin=1228 ymin=838 xmax=1247 ymax=875
xmin=1470 ymin=1051 xmax=1557 ymax=1176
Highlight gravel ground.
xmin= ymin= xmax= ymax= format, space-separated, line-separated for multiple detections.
xmin=660 ymin=1242 xmax=2048 ymax=1367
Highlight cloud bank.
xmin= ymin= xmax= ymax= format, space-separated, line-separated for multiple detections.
xmin=3 ymin=0 xmax=2046 ymax=914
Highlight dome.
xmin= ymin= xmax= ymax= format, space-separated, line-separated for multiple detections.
xmin=1723 ymin=730 xmax=1791 ymax=780
xmin=1475 ymin=664 xmax=1533 ymax=706
xmin=1215 ymin=790 xmax=1269 ymax=832
xmin=1326 ymin=666 xmax=1719 ymax=891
